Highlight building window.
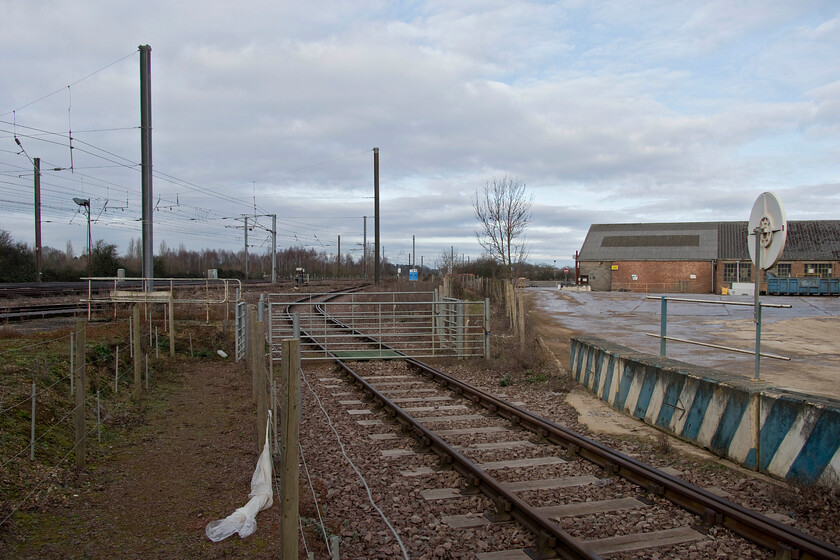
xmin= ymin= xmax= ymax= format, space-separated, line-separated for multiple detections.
xmin=804 ymin=263 xmax=833 ymax=278
xmin=766 ymin=263 xmax=791 ymax=279
xmin=724 ymin=262 xmax=751 ymax=283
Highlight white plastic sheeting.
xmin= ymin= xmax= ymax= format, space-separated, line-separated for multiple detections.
xmin=205 ymin=414 xmax=273 ymax=541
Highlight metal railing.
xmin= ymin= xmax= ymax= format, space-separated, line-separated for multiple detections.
xmin=644 ymin=296 xmax=791 ymax=379
xmin=81 ymin=276 xmax=242 ymax=321
xmin=235 ymin=301 xmax=248 ymax=362
xmin=267 ymin=291 xmax=489 ymax=362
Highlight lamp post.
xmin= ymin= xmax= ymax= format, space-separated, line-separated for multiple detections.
xmin=73 ymin=198 xmax=91 ymax=279
xmin=553 ymin=260 xmax=556 ymax=281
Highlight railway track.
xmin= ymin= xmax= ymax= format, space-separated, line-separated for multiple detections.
xmin=280 ymin=291 xmax=840 ymax=559
xmin=0 ymin=302 xmax=105 ymax=321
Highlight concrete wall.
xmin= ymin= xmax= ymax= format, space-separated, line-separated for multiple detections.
xmin=570 ymin=336 xmax=840 ymax=484
xmin=579 ymin=262 xmax=612 ymax=291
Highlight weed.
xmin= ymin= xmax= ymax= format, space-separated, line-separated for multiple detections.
xmin=499 ymin=373 xmax=512 ymax=387
xmin=525 ymin=373 xmax=547 ymax=384
xmin=653 ymin=431 xmax=672 ymax=455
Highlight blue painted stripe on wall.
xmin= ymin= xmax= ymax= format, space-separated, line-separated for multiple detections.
xmin=575 ymin=341 xmax=585 ymax=382
xmin=655 ymin=376 xmax=686 ymax=428
xmin=633 ymin=367 xmax=658 ymax=419
xmin=592 ymin=351 xmax=604 ymax=393
xmin=710 ymin=392 xmax=749 ymax=456
xmin=583 ymin=347 xmax=593 ymax=387
xmin=616 ymin=364 xmax=635 ymax=410
xmin=682 ymin=383 xmax=715 ymax=441
xmin=602 ymin=354 xmax=616 ymax=400
xmin=759 ymin=398 xmax=801 ymax=471
xmin=744 ymin=448 xmax=757 ymax=469
xmin=788 ymin=409 xmax=840 ymax=483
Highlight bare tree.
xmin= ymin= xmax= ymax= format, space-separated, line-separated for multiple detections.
xmin=473 ymin=176 xmax=532 ymax=279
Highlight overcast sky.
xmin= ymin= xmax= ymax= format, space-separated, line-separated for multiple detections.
xmin=1 ymin=1 xmax=838 ymax=270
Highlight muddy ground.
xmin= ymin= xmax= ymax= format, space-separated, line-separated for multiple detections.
xmin=2 ymin=358 xmax=283 ymax=560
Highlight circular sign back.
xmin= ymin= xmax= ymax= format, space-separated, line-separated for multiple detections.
xmin=748 ymin=192 xmax=787 ymax=270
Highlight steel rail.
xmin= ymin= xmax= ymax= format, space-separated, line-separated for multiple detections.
xmin=288 ymin=295 xmax=598 ymax=559
xmin=296 ymin=292 xmax=840 ymax=560
xmin=400 ymin=358 xmax=840 ymax=560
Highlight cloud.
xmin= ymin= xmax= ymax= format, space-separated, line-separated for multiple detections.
xmin=1 ymin=1 xmax=839 ymax=269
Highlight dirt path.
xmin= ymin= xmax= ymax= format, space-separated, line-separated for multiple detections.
xmin=6 ymin=358 xmax=282 ymax=560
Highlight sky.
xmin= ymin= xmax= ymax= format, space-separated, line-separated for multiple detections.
xmin=1 ymin=1 xmax=838 ymax=271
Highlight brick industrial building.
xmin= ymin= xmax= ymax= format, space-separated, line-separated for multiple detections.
xmin=577 ymin=221 xmax=840 ymax=294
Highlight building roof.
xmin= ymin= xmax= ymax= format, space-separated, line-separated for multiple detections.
xmin=579 ymin=221 xmax=840 ymax=262
xmin=578 ymin=222 xmax=719 ymax=261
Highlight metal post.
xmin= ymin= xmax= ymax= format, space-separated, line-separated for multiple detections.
xmin=271 ymin=214 xmax=277 ymax=284
xmin=96 ymin=389 xmax=101 ymax=443
xmin=34 ymin=158 xmax=41 ymax=282
xmin=244 ymin=216 xmax=249 ymax=280
xmin=129 ymin=316 xmax=133 ymax=358
xmin=145 ymin=354 xmax=149 ymax=389
xmin=337 ymin=234 xmax=341 ymax=278
xmin=363 ymin=216 xmax=367 ymax=280
xmin=30 ymin=382 xmax=36 ymax=460
xmin=115 ymin=346 xmax=119 ymax=394
xmin=754 ymin=228 xmax=762 ymax=380
xmin=456 ymin=301 xmax=465 ymax=357
xmin=70 ymin=331 xmax=74 ymax=396
xmin=140 ymin=44 xmax=154 ymax=290
xmin=293 ymin=312 xmax=300 ymax=340
xmin=484 ymin=297 xmax=490 ymax=360
xmin=660 ymin=297 xmax=668 ymax=357
xmin=373 ymin=147 xmax=380 ymax=285
xmin=74 ymin=320 xmax=86 ymax=468
xmin=133 ymin=305 xmax=142 ymax=401
xmin=258 ymin=294 xmax=265 ymax=322
xmin=155 ymin=327 xmax=159 ymax=359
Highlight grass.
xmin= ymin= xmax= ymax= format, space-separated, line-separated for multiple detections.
xmin=0 ymin=311 xmax=234 ymax=529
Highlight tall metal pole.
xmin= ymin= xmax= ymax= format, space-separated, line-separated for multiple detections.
xmin=244 ymin=216 xmax=249 ymax=279
xmin=139 ymin=45 xmax=154 ymax=290
xmin=373 ymin=147 xmax=380 ymax=285
xmin=754 ymin=228 xmax=762 ymax=380
xmin=412 ymin=235 xmax=415 ymax=269
xmin=337 ymin=235 xmax=341 ymax=278
xmin=86 ymin=206 xmax=91 ymax=280
xmin=271 ymin=214 xmax=277 ymax=284
xmin=363 ymin=216 xmax=367 ymax=280
xmin=34 ymin=158 xmax=41 ymax=282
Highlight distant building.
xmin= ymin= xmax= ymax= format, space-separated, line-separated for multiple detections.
xmin=577 ymin=221 xmax=840 ymax=294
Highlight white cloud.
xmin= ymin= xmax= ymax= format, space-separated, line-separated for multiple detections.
xmin=0 ymin=0 xmax=838 ymax=268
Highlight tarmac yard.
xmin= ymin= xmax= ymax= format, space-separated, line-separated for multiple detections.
xmin=528 ymin=288 xmax=840 ymax=401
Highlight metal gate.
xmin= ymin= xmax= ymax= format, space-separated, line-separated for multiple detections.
xmin=235 ymin=301 xmax=247 ymax=362
xmin=268 ymin=291 xmax=489 ymax=362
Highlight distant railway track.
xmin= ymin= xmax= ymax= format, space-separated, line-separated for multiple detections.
xmin=279 ymin=291 xmax=840 ymax=559
xmin=0 ymin=302 xmax=106 ymax=321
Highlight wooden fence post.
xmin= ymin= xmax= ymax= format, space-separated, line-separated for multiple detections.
xmin=281 ymin=338 xmax=300 ymax=558
xmin=255 ymin=317 xmax=268 ymax=454
xmin=168 ymin=292 xmax=175 ymax=357
xmin=74 ymin=320 xmax=86 ymax=468
xmin=133 ymin=305 xmax=142 ymax=402
xmin=518 ymin=294 xmax=526 ymax=353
